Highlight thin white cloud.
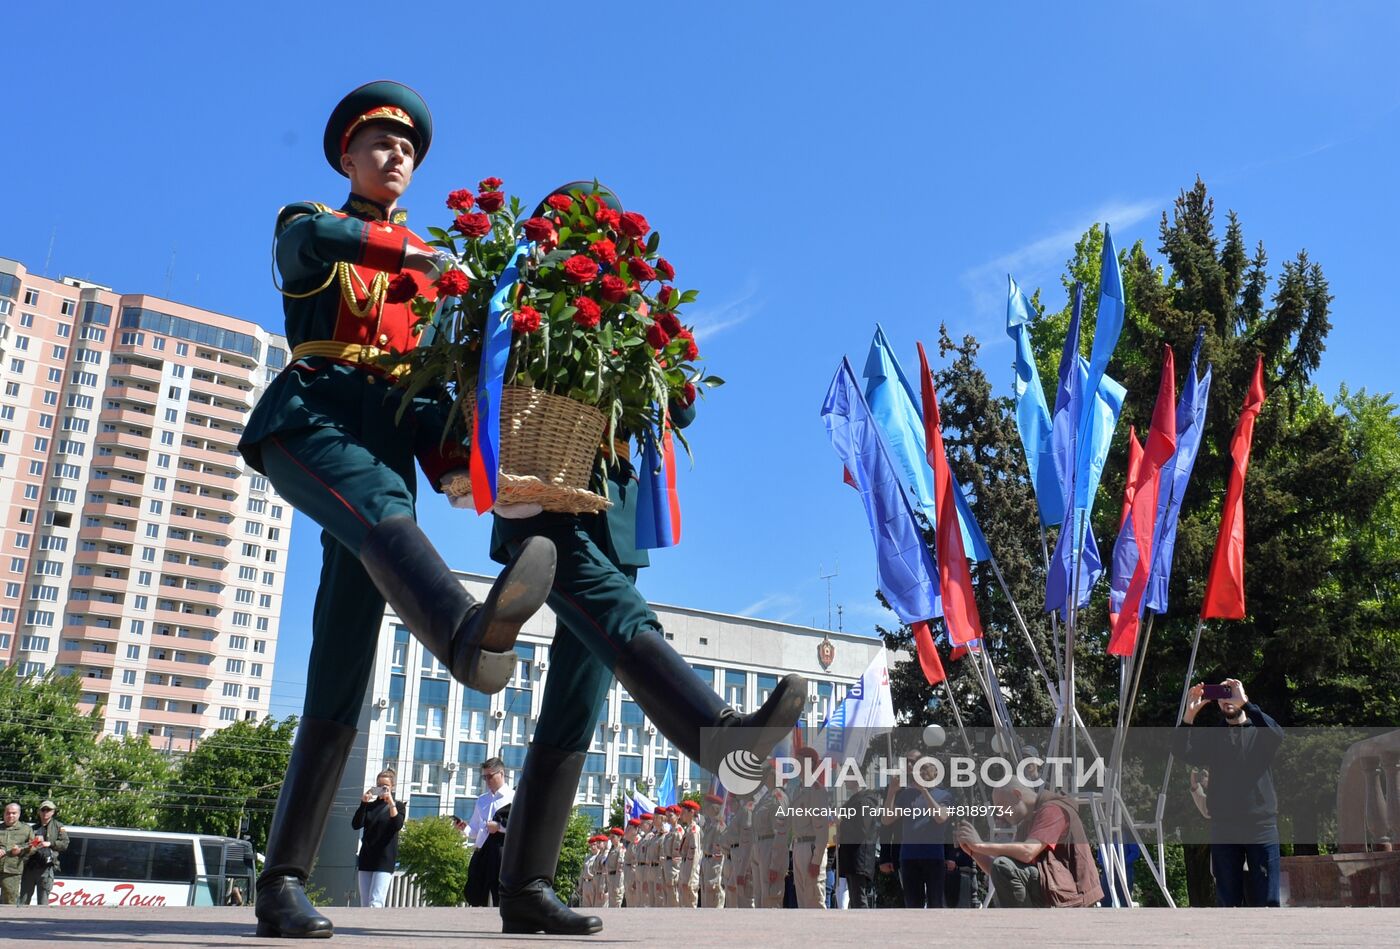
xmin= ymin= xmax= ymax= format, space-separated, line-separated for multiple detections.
xmin=737 ymin=592 xmax=801 ymax=621
xmin=960 ymin=198 xmax=1162 ymax=333
xmin=687 ymin=279 xmax=760 ymax=340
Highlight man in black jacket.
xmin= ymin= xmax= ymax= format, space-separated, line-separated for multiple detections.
xmin=1175 ymin=677 xmax=1285 ymax=907
xmin=836 ymin=777 xmax=883 ymax=908
xmin=20 ymin=800 xmax=67 ymax=906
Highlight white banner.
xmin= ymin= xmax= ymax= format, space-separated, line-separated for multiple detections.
xmin=47 ymin=878 xmax=190 ymax=907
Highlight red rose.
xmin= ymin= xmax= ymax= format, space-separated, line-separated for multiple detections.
xmin=546 ymin=194 xmax=574 ymax=212
xmin=598 ymin=274 xmax=629 ymax=303
xmin=646 ymin=323 xmax=670 ymax=349
xmin=476 ymin=190 xmax=506 ymax=213
xmin=681 ymin=381 xmax=697 ymax=407
xmin=446 ymin=189 xmax=474 ymax=211
xmin=658 ymin=285 xmax=675 ymax=306
xmin=659 ymin=312 xmax=683 ymax=336
xmin=656 ymin=258 xmax=675 ymax=280
xmin=521 ymin=216 xmax=556 ymax=243
xmin=435 ymin=269 xmax=470 ymax=297
xmin=595 ymin=207 xmax=621 ymax=229
xmin=589 ymin=238 xmax=618 ymax=265
xmin=562 ymin=254 xmax=599 ymax=284
xmin=572 ymin=296 xmax=601 ymax=328
xmin=453 ymin=213 xmax=491 ymax=238
xmin=628 ymin=257 xmax=656 ymax=282
xmin=618 ymin=211 xmax=651 ymax=239
xmin=386 ymin=273 xmax=418 ymax=304
xmin=479 ymin=176 xmax=504 ymax=191
xmin=677 ymin=329 xmax=699 ymax=361
xmin=512 ymin=305 xmax=542 ymax=334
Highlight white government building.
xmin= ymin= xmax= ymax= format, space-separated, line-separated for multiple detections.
xmin=312 ymin=571 xmax=885 ymax=904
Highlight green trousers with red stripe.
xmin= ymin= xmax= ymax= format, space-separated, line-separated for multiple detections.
xmin=259 ymin=413 xmax=419 ymax=727
xmin=491 ymin=500 xmax=659 ymax=754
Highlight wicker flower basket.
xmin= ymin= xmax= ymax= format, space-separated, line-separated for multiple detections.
xmin=443 ymin=386 xmax=612 ymax=514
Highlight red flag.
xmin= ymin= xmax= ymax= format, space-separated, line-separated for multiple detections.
xmin=1201 ymin=356 xmax=1267 ymax=620
xmin=1117 ymin=427 xmax=1144 ymax=532
xmin=1108 ymin=427 xmax=1144 ymax=631
xmin=910 ymin=620 xmax=946 ymax=685
xmin=1109 ymin=347 xmax=1178 ymax=657
xmin=916 ymin=342 xmax=983 ymax=645
xmin=842 ymin=466 xmax=859 ymax=490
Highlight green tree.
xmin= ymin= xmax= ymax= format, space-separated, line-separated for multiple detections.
xmin=398 ymin=816 xmax=471 ymax=906
xmin=552 ymin=809 xmax=593 ymax=905
xmin=163 ymin=717 xmax=295 ymax=851
xmin=67 ymin=735 xmax=174 ymax=829
xmin=0 ymin=666 xmax=100 ymax=813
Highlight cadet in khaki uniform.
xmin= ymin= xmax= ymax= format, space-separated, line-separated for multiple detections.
xmin=677 ymin=800 xmax=704 ymax=908
xmin=729 ymin=793 xmax=757 ymax=908
xmin=750 ymin=763 xmax=791 ymax=908
xmin=699 ymin=793 xmax=727 ymax=908
xmin=790 ymin=748 xmax=834 ymax=908
xmin=606 ymin=828 xmax=625 ymax=907
xmin=578 ymin=838 xmax=598 ymax=908
xmin=636 ymin=815 xmax=655 ymax=907
xmin=622 ymin=819 xmax=640 ymax=907
xmin=661 ymin=806 xmax=682 ymax=907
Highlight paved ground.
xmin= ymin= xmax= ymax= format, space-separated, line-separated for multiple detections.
xmin=1 ymin=907 xmax=1398 ymax=947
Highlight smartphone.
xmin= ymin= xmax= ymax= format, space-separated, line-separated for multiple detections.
xmin=1202 ymin=684 xmax=1234 ymax=700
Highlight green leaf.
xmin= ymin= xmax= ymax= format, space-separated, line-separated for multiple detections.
xmin=646 ymin=231 xmax=661 ymax=255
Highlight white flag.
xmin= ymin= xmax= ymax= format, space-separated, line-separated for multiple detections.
xmin=819 ymin=647 xmax=895 ymax=767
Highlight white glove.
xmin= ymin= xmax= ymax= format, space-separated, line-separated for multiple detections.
xmin=494 ymin=501 xmax=543 ymax=519
xmin=447 ymin=493 xmax=474 ymax=510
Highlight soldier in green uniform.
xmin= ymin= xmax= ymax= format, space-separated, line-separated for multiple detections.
xmin=488 ymin=182 xmax=808 ymax=937
xmin=239 ymin=81 xmax=556 ymax=939
xmin=0 ymin=803 xmax=30 ymax=906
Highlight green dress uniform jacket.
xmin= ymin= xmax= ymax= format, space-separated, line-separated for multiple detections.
xmin=237 ymin=194 xmax=467 ymax=726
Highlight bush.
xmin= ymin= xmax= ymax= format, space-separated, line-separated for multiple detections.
xmin=397 ymin=816 xmax=471 ymax=906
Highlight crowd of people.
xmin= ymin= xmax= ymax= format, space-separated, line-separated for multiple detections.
xmin=0 ymin=800 xmax=68 ymax=906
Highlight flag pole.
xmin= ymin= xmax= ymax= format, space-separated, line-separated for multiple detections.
xmin=1155 ymin=616 xmax=1206 ymax=825
xmin=1040 ymin=527 xmax=1065 ymax=683
xmin=986 ymin=552 xmax=1059 ymax=706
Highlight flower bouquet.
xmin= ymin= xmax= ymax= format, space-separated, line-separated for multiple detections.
xmin=393 ymin=178 xmax=720 ymax=513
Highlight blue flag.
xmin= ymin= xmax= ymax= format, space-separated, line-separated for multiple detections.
xmin=1144 ymin=331 xmax=1213 ymax=612
xmin=823 ymin=358 xmax=941 ymax=624
xmin=1075 ymin=225 xmax=1126 ymax=506
xmin=862 ymin=326 xmax=991 ymax=561
xmin=655 ymin=761 xmax=677 ymax=808
xmin=1007 ymin=276 xmax=1061 ymax=527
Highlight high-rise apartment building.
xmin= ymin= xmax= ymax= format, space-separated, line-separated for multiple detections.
xmin=0 ymin=256 xmax=292 ymax=749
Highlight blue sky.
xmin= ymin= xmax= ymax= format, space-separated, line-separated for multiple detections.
xmin=4 ymin=2 xmax=1397 ymax=719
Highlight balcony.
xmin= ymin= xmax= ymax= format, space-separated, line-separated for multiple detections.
xmin=82 ymin=499 xmax=142 ymax=521
xmin=74 ymin=598 xmax=126 ymax=620
xmin=69 ymin=624 xmax=121 ymax=643
xmin=172 ymin=486 xmax=238 ymax=513
xmin=94 ymin=453 xmax=148 ymax=476
xmin=94 ymin=476 xmax=144 ymax=499
xmin=139 ymin=709 xmax=207 ymax=729
xmin=76 ymin=649 xmax=118 ymax=668
xmin=165 ymin=585 xmax=222 ymax=608
xmin=186 ymin=400 xmax=246 ymax=425
xmin=191 ymin=425 xmax=243 ymax=451
xmin=151 ymin=628 xmax=217 ymax=656
xmin=74 ymin=549 xmax=132 ymax=569
xmin=161 ymin=560 xmax=226 ymax=583
xmin=92 ymin=431 xmax=150 ymax=452
xmin=71 ymin=574 xmax=128 ymax=595
xmin=106 ymin=385 xmax=159 ymax=408
xmin=146 ymin=656 xmax=214 ymax=678
xmin=163 ymin=535 xmax=228 ymax=560
xmin=109 ymin=361 xmax=163 ymax=385
xmin=207 ymin=358 xmax=256 ymax=385
xmin=179 ymin=444 xmax=243 ymax=474
xmin=152 ymin=607 xmax=220 ymax=633
xmin=80 ymin=524 xmax=138 ymax=545
xmin=168 ymin=513 xmax=234 ymax=539
xmin=140 ymin=681 xmax=208 ymax=702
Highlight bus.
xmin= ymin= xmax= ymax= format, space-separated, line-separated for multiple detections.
xmin=51 ymin=826 xmax=256 ymax=907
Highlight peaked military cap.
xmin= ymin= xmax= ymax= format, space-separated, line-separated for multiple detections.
xmin=324 ymin=80 xmax=433 ymax=176
xmin=533 ymin=180 xmax=623 ymax=217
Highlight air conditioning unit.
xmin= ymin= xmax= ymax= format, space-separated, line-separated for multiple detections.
xmin=491 ymin=709 xmax=505 ymax=720
xmin=607 ymin=773 xmax=618 ymax=782
xmin=645 ymin=725 xmax=657 ymax=736
xmin=610 ymin=722 xmax=622 ymax=733
xmin=806 ymin=694 xmax=818 ymax=705
xmin=445 ymin=761 xmax=459 ymax=773
xmin=374 ymin=697 xmax=388 ymax=710
xmin=535 ymin=659 xmax=549 ymax=671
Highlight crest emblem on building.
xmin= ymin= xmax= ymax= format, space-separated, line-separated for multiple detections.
xmin=817 ymin=636 xmax=835 ymax=670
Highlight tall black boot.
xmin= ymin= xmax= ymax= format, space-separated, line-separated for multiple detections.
xmin=359 ymin=516 xmax=555 ymax=693
xmin=255 ymin=718 xmax=355 ymax=939
xmin=498 ymin=743 xmax=603 ymax=935
xmin=613 ymin=629 xmax=807 ymax=771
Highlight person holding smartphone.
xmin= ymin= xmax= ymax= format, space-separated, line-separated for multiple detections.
xmin=352 ymin=769 xmax=405 ymax=908
xmin=1175 ymin=677 xmax=1285 ymax=907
